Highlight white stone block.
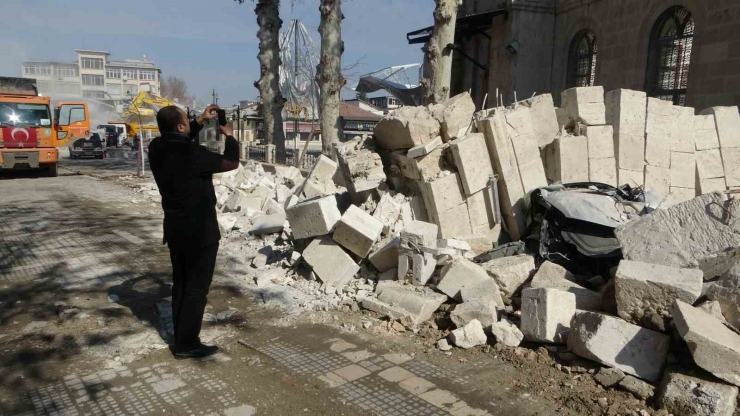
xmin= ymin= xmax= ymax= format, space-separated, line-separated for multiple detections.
xmin=658 ymin=371 xmax=738 ymax=416
xmin=450 ymin=300 xmax=498 ymax=329
xmin=563 ymin=86 xmax=606 ymax=125
xmin=616 ymin=133 xmax=646 ymax=171
xmin=605 ymin=89 xmax=647 ymax=136
xmin=465 ymin=189 xmax=494 ymax=229
xmin=618 ymin=169 xmax=644 ymax=187
xmin=521 ymin=93 xmax=560 ymax=148
xmin=662 ymin=187 xmax=697 ymax=207
xmin=506 ymin=106 xmax=541 ymax=166
xmin=670 ymin=151 xmax=696 ymax=189
xmin=460 ymin=278 xmax=505 ymax=307
xmin=449 ymin=319 xmax=487 ymax=349
xmin=700 ymin=106 xmax=740 ymax=149
xmin=490 ymin=319 xmax=524 ymax=347
xmin=645 ymin=134 xmax=671 ymax=168
xmin=437 ymin=257 xmax=495 ymax=302
xmin=374 ymin=106 xmax=440 ymax=150
xmin=518 ymin=158 xmax=548 ymax=193
xmin=286 ymin=196 xmax=342 ymax=239
xmin=699 ymin=177 xmax=727 ymax=194
xmin=433 ymin=92 xmax=476 ymax=142
xmin=420 ymin=173 xmax=466 ymax=222
xmin=520 ymin=288 xmax=576 ymax=344
xmin=400 ymin=220 xmax=438 ymax=247
xmin=530 ymin=261 xmax=602 ymax=311
xmin=694 ymin=114 xmax=721 ymax=151
xmin=673 ymin=300 xmax=740 ymax=386
xmin=672 ymin=106 xmax=697 ymax=152
xmin=436 ymin=203 xmax=473 ymax=239
xmin=398 ymin=251 xmax=436 ymax=286
xmin=302 ymin=236 xmax=359 ymax=290
xmin=308 ymin=154 xmax=338 ymax=182
xmin=583 ymin=125 xmax=614 ymax=159
xmin=407 ymin=136 xmax=443 ymax=159
xmin=408 ymin=146 xmax=448 ymax=182
xmin=696 ymin=148 xmax=725 ymax=179
xmin=450 ymin=133 xmax=494 ymax=195
xmin=482 ymin=254 xmax=535 ymax=303
xmin=568 ymin=311 xmax=670 ymax=382
xmin=216 ymin=213 xmax=238 ymax=233
xmin=646 ymin=97 xmax=675 ymax=137
xmin=589 ymin=157 xmax=617 ymax=187
xmin=249 ymin=212 xmax=287 ymax=235
xmin=644 ymin=165 xmax=670 ymax=196
xmin=545 ymin=135 xmax=589 ymax=183
xmin=376 ymin=283 xmax=448 ymax=326
xmin=722 ymin=147 xmax=740 ymax=188
xmin=333 ymin=205 xmax=384 ymax=258
xmin=369 ymin=237 xmax=400 ymax=272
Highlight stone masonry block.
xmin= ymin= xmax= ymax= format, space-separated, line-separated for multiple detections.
xmin=369 ymin=237 xmax=400 ymax=272
xmin=696 ymin=148 xmax=725 ymax=179
xmin=616 ymin=133 xmax=646 ymax=171
xmin=722 ymin=147 xmax=740 ymax=188
xmin=482 ymin=254 xmax=535 ymax=303
xmin=530 ymin=261 xmax=602 ymax=311
xmin=450 ymin=300 xmax=498 ymax=329
xmin=437 ymin=257 xmax=497 ymax=302
xmin=670 ymin=151 xmax=697 ymax=189
xmin=374 ymin=106 xmax=440 ymax=150
xmin=376 ymin=283 xmax=448 ymax=326
xmin=615 ymin=260 xmax=703 ymax=329
xmin=562 ymin=86 xmax=606 ymax=125
xmin=583 ymin=125 xmax=614 ymax=159
xmin=433 ymin=92 xmax=476 ymax=142
xmin=309 ymin=154 xmax=338 ymax=182
xmin=520 ymin=93 xmax=560 ymax=148
xmin=465 ymin=188 xmax=494 ymax=229
xmin=518 ymin=158 xmax=548 ymax=193
xmin=450 ymin=133 xmax=494 ymax=195
xmin=407 ymin=136 xmax=442 ymax=159
xmin=699 ymin=177 xmax=727 ymax=194
xmin=302 ymin=236 xmax=359 ymax=290
xmin=520 ymin=288 xmax=576 ymax=344
xmin=436 ymin=203 xmax=473 ymax=239
xmin=506 ymin=106 xmax=541 ymax=166
xmin=286 ymin=196 xmax=342 ymax=239
xmin=605 ymin=89 xmax=647 ymax=137
xmin=646 ymin=97 xmax=676 ymax=137
xmin=545 ymin=135 xmax=589 ymax=184
xmin=568 ymin=311 xmax=669 ymax=382
xmin=618 ymin=169 xmax=644 ymax=188
xmin=672 ymin=106 xmax=697 ymax=153
xmin=700 ymin=106 xmax=740 ymax=149
xmin=409 ymin=146 xmax=449 ymax=182
xmin=645 ymin=134 xmax=671 ymax=168
xmin=644 ymin=165 xmax=670 ymax=196
xmin=421 ymin=173 xmax=465 ymax=222
xmin=589 ymin=157 xmax=617 ymax=187
xmin=333 ymin=205 xmax=384 ymax=258
xmin=663 ymin=187 xmax=697 ymax=208
xmin=658 ymin=371 xmax=738 ymax=416
xmin=673 ymin=300 xmax=740 ymax=386
xmin=694 ymin=114 xmax=721 ymax=151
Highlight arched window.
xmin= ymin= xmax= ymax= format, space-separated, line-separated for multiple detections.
xmin=646 ymin=6 xmax=694 ymax=105
xmin=567 ymin=30 xmax=598 ymax=88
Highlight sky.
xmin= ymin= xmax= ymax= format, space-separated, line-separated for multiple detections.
xmin=0 ymin=0 xmax=435 ymax=105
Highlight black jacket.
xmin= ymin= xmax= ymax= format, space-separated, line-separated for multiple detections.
xmin=148 ymin=120 xmax=239 ymax=250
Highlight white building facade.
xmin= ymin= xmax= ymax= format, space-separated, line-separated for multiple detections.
xmin=22 ymin=50 xmax=161 ymax=102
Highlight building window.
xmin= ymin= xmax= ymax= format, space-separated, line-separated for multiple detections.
xmin=81 ymin=74 xmax=104 ymax=86
xmin=54 ymin=66 xmax=78 ymax=77
xmin=106 ymin=84 xmax=122 ymax=96
xmin=646 ymin=6 xmax=694 ymax=106
xmin=54 ymin=82 xmax=80 ymax=95
xmin=36 ymin=81 xmax=53 ymax=94
xmin=106 ymin=68 xmax=121 ymax=79
xmin=567 ymin=30 xmax=598 ymax=88
xmin=123 ymin=84 xmax=138 ymax=96
xmin=83 ymin=90 xmax=107 ymax=99
xmin=23 ymin=65 xmax=52 ymax=76
xmin=139 ymin=71 xmax=156 ymax=81
xmin=122 ymin=69 xmax=137 ymax=80
xmin=81 ymin=57 xmax=104 ymax=70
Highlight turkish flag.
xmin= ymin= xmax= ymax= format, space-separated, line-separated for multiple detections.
xmin=1 ymin=127 xmax=38 ymax=148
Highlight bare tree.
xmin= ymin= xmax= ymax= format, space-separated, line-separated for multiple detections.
xmin=236 ymin=0 xmax=287 ymax=153
xmin=160 ymin=76 xmax=190 ymax=102
xmin=421 ymin=0 xmax=462 ymax=105
xmin=317 ymin=0 xmax=344 ymax=155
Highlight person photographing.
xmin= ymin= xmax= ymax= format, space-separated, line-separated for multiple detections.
xmin=148 ymin=104 xmax=239 ymax=359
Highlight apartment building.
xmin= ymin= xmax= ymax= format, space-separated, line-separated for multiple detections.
xmin=22 ymin=49 xmax=161 ymax=102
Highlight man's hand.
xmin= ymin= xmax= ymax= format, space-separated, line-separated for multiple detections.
xmin=219 ymin=124 xmax=234 ymax=137
xmin=196 ymin=104 xmax=220 ymax=124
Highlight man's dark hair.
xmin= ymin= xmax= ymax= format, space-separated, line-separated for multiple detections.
xmin=157 ymin=106 xmax=185 ymax=133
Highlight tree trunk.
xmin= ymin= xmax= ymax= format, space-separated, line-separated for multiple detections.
xmin=317 ymin=0 xmax=344 ymax=156
xmin=421 ymin=0 xmax=461 ymax=105
xmin=255 ymin=0 xmax=286 ymax=154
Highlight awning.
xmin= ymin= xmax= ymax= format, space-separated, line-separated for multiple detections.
xmin=406 ymin=9 xmax=504 ymax=45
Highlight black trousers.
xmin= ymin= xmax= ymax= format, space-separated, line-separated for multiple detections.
xmin=168 ymin=243 xmax=219 ymax=352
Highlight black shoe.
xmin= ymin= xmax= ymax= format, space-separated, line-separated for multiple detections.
xmin=173 ymin=344 xmax=219 ymax=359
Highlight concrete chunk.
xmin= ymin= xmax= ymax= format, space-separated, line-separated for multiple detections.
xmin=302 ymin=236 xmax=359 ymax=290
xmin=490 ymin=319 xmax=524 ymax=347
xmin=449 ymin=319 xmax=487 ymax=349
xmin=450 ymin=133 xmax=494 ymax=195
xmin=520 ymin=288 xmax=576 ymax=344
xmin=407 ymin=136 xmax=442 ymax=159
xmin=530 ymin=261 xmax=602 ymax=311
xmin=376 ymin=283 xmax=448 ymax=326
xmin=658 ymin=371 xmax=738 ymax=416
xmin=615 ymin=260 xmax=703 ymax=330
xmin=450 ymin=300 xmax=498 ymax=329
xmin=373 ymin=193 xmax=404 ymax=235
xmin=438 ymin=257 xmax=498 ymax=303
xmin=520 ymin=93 xmax=559 ymax=148
xmin=545 ymin=135 xmax=589 ymax=183
xmin=249 ymin=213 xmax=287 ymax=235
xmin=369 ymin=237 xmax=400 ymax=272
xmin=583 ymin=125 xmax=614 ymax=159
xmin=567 ymin=311 xmax=669 ymax=382
xmin=482 ymin=254 xmax=535 ymax=303
xmin=374 ymin=106 xmax=440 ymax=150
xmin=286 ymin=196 xmax=342 ymax=239
xmin=333 ymin=205 xmax=383 ymax=258
xmin=700 ymin=106 xmax=740 ymax=149
xmin=673 ymin=300 xmax=740 ymax=386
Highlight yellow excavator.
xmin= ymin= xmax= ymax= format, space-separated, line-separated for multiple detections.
xmin=108 ymin=91 xmax=185 ymax=140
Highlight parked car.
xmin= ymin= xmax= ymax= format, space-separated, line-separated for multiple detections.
xmin=97 ymin=123 xmax=127 ymax=147
xmin=69 ymin=133 xmax=105 ymax=159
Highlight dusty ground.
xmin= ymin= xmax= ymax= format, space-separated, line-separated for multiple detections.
xmin=0 ymin=158 xmax=675 ymax=416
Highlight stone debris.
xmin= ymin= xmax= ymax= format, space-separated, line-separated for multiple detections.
xmin=520 ymin=288 xmax=576 ymax=344
xmin=593 ymin=367 xmax=625 ymax=389
xmin=437 ymin=257 xmax=498 ymax=303
xmin=332 ymin=205 xmax=384 ymax=258
xmin=449 ymin=319 xmax=487 ymax=349
xmin=618 ymin=375 xmax=655 ymax=400
xmin=286 ymin=196 xmax=342 ymax=240
xmin=657 ymin=370 xmax=738 ymax=416
xmin=490 ymin=319 xmax=523 ymax=347
xmin=529 ymin=261 xmax=602 ymax=311
xmin=302 ymin=236 xmax=360 ymax=291
xmin=450 ymin=299 xmax=498 ymax=329
xmin=481 ymin=254 xmax=534 ymax=303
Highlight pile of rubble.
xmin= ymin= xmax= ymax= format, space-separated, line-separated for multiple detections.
xmin=207 ymin=88 xmax=740 ymax=414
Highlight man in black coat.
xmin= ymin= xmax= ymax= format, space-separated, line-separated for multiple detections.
xmin=149 ymin=105 xmax=239 ymax=359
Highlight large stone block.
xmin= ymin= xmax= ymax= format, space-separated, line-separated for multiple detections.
xmin=436 ymin=203 xmax=473 ymax=239
xmin=644 ymin=165 xmax=671 ymax=196
xmin=479 ymin=113 xmax=526 ymax=240
xmin=409 ymin=146 xmax=450 ymax=182
xmin=673 ymin=300 xmax=740 ymax=386
xmin=589 ymin=157 xmax=617 ymax=187
xmin=482 ymin=254 xmax=535 ymax=303
xmin=658 ymin=371 xmax=738 ymax=416
xmin=520 ymin=93 xmax=559 ymax=148
xmin=646 ymin=97 xmax=675 ymax=135
xmin=437 ymin=257 xmax=496 ymax=302
xmin=374 ymin=106 xmax=440 ymax=150
xmin=401 ymin=220 xmax=438 ymax=247
xmin=450 ymin=299 xmax=498 ymax=329
xmin=249 ymin=212 xmax=287 ymax=235
xmin=449 ymin=319 xmax=488 ymax=349
xmin=286 ymin=196 xmax=342 ymax=239
xmin=700 ymin=106 xmax=740 ymax=149
xmin=506 ymin=106 xmax=540 ymax=166
xmin=672 ymin=106 xmax=697 ymax=153
xmin=615 ymin=192 xmax=740 ymax=274
xmin=490 ymin=319 xmax=524 ymax=347
xmin=616 ymin=133 xmax=646 ymax=172
xmin=333 ymin=205 xmax=384 ymax=258
xmin=530 ymin=261 xmax=602 ymax=311
xmin=567 ymin=311 xmax=670 ymax=382
xmin=450 ymin=133 xmax=494 ymax=195
xmin=398 ymin=251 xmax=436 ymax=286
xmin=562 ymin=86 xmax=606 ymax=125
xmin=615 ymin=260 xmax=703 ymax=330
xmin=432 ymin=92 xmax=476 ymax=142
xmin=465 ymin=188 xmax=494 ymax=229
xmin=520 ymin=288 xmax=576 ymax=344
xmin=420 ymin=173 xmax=465 ymax=223
xmin=336 ymin=148 xmax=387 ymax=194
xmin=545 ymin=135 xmax=589 ymax=184
xmin=369 ymin=237 xmax=400 ymax=272
xmin=375 ymin=283 xmax=448 ymax=326
xmin=699 ymin=177 xmax=727 ymax=194
xmin=645 ymin=134 xmax=671 ymax=168
xmin=519 ymin=158 xmax=548 ymax=193
xmin=605 ymin=89 xmax=647 ymax=137
xmin=407 ymin=136 xmax=442 ymax=159
xmin=696 ymin=148 xmax=725 ymax=179
xmin=662 ymin=187 xmax=697 ymax=207
xmin=670 ymin=151 xmax=696 ymax=189
xmin=722 ymin=147 xmax=740 ymax=188
xmin=308 ymin=155 xmax=338 ymax=182
xmin=694 ymin=114 xmax=721 ymax=151
xmin=460 ymin=278 xmax=505 ymax=308
xmin=302 ymin=236 xmax=359 ymax=290
xmin=583 ymin=125 xmax=614 ymax=159
xmin=706 ymin=267 xmax=740 ymax=329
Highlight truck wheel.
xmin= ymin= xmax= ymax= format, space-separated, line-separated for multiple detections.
xmin=48 ymin=163 xmax=58 ymax=177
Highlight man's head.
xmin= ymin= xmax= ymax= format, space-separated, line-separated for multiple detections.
xmin=157 ymin=106 xmax=190 ymax=135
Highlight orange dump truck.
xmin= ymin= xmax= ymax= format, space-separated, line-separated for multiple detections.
xmin=0 ymin=77 xmax=90 ymax=177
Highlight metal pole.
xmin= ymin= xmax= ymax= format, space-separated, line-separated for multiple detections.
xmin=137 ymin=108 xmax=144 ymax=177
xmin=293 ymin=20 xmax=299 ymax=161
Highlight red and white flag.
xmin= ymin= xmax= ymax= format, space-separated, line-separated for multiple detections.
xmin=1 ymin=127 xmax=38 ymax=148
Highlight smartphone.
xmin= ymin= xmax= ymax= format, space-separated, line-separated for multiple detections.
xmin=217 ymin=109 xmax=227 ymax=126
